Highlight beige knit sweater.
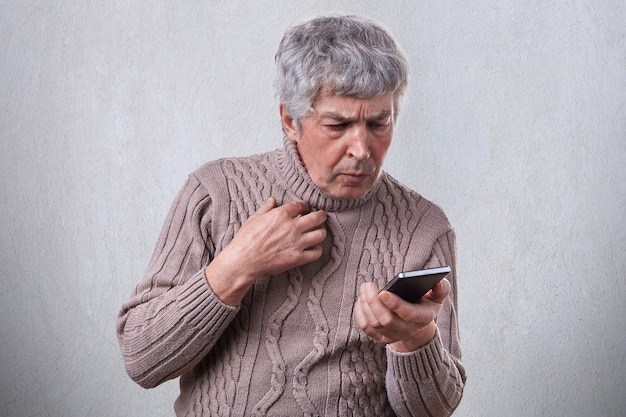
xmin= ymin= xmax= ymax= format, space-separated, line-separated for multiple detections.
xmin=117 ymin=139 xmax=466 ymax=416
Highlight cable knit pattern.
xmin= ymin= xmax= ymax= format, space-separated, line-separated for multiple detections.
xmin=252 ymin=269 xmax=302 ymax=414
xmin=117 ymin=138 xmax=466 ymax=416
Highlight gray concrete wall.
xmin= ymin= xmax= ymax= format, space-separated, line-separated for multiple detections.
xmin=1 ymin=1 xmax=624 ymax=416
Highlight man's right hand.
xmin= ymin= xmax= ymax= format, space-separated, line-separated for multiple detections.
xmin=204 ymin=197 xmax=327 ymax=306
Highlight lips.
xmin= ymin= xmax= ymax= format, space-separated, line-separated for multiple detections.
xmin=340 ymin=172 xmax=371 ymax=184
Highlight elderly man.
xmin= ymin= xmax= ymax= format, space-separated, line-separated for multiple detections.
xmin=118 ymin=15 xmax=466 ymax=416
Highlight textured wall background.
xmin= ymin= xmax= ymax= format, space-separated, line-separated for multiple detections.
xmin=1 ymin=1 xmax=624 ymax=416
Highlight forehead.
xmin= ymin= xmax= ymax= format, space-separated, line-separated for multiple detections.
xmin=311 ymin=93 xmax=395 ymax=119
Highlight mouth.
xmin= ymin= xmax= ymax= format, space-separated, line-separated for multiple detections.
xmin=340 ymin=172 xmax=371 ymax=184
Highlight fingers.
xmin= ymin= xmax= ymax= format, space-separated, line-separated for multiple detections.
xmin=270 ymin=199 xmax=328 ymax=248
xmin=356 ymin=279 xmax=450 ymax=350
xmin=235 ymin=198 xmax=328 ymax=273
xmin=252 ymin=197 xmax=277 ymax=216
xmin=280 ymin=200 xmax=312 ymax=217
xmin=424 ymin=278 xmax=451 ymax=303
xmin=380 ymin=278 xmax=450 ymax=322
xmin=266 ymin=199 xmax=327 ymax=231
xmin=282 ymin=201 xmax=328 ymax=230
xmin=354 ymin=283 xmax=398 ymax=343
xmin=358 ymin=282 xmax=394 ymax=328
xmin=296 ymin=209 xmax=327 ymax=231
xmin=252 ymin=198 xmax=309 ymax=221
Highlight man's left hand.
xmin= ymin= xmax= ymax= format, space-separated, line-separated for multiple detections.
xmin=354 ymin=279 xmax=451 ymax=352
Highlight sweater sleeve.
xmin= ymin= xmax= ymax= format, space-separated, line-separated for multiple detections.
xmin=385 ymin=229 xmax=466 ymax=416
xmin=116 ymin=175 xmax=239 ymax=389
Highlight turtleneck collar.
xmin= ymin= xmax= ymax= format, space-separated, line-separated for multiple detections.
xmin=275 ymin=137 xmax=382 ymax=212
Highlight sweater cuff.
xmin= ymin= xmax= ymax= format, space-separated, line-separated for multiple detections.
xmin=176 ymin=269 xmax=240 ymax=331
xmin=385 ymin=329 xmax=446 ymax=381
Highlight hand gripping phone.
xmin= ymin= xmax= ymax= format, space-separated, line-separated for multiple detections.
xmin=380 ymin=266 xmax=451 ymax=303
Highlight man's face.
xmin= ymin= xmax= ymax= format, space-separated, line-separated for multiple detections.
xmin=282 ymin=92 xmax=395 ymax=200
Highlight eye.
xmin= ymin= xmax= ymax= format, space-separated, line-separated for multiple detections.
xmin=368 ymin=121 xmax=388 ymax=130
xmin=327 ymin=123 xmax=349 ymax=131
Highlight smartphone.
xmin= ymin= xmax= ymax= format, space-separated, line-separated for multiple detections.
xmin=380 ymin=266 xmax=451 ymax=303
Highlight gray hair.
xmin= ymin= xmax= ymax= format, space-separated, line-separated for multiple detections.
xmin=275 ymin=15 xmax=410 ymax=127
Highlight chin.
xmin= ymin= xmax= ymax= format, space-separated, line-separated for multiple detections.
xmin=321 ymin=176 xmax=378 ymax=200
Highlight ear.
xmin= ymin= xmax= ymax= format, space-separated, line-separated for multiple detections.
xmin=280 ymin=103 xmax=299 ymax=143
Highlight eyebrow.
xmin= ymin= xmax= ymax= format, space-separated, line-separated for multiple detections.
xmin=318 ymin=110 xmax=394 ymax=123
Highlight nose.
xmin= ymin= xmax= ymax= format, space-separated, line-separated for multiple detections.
xmin=346 ymin=125 xmax=371 ymax=160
